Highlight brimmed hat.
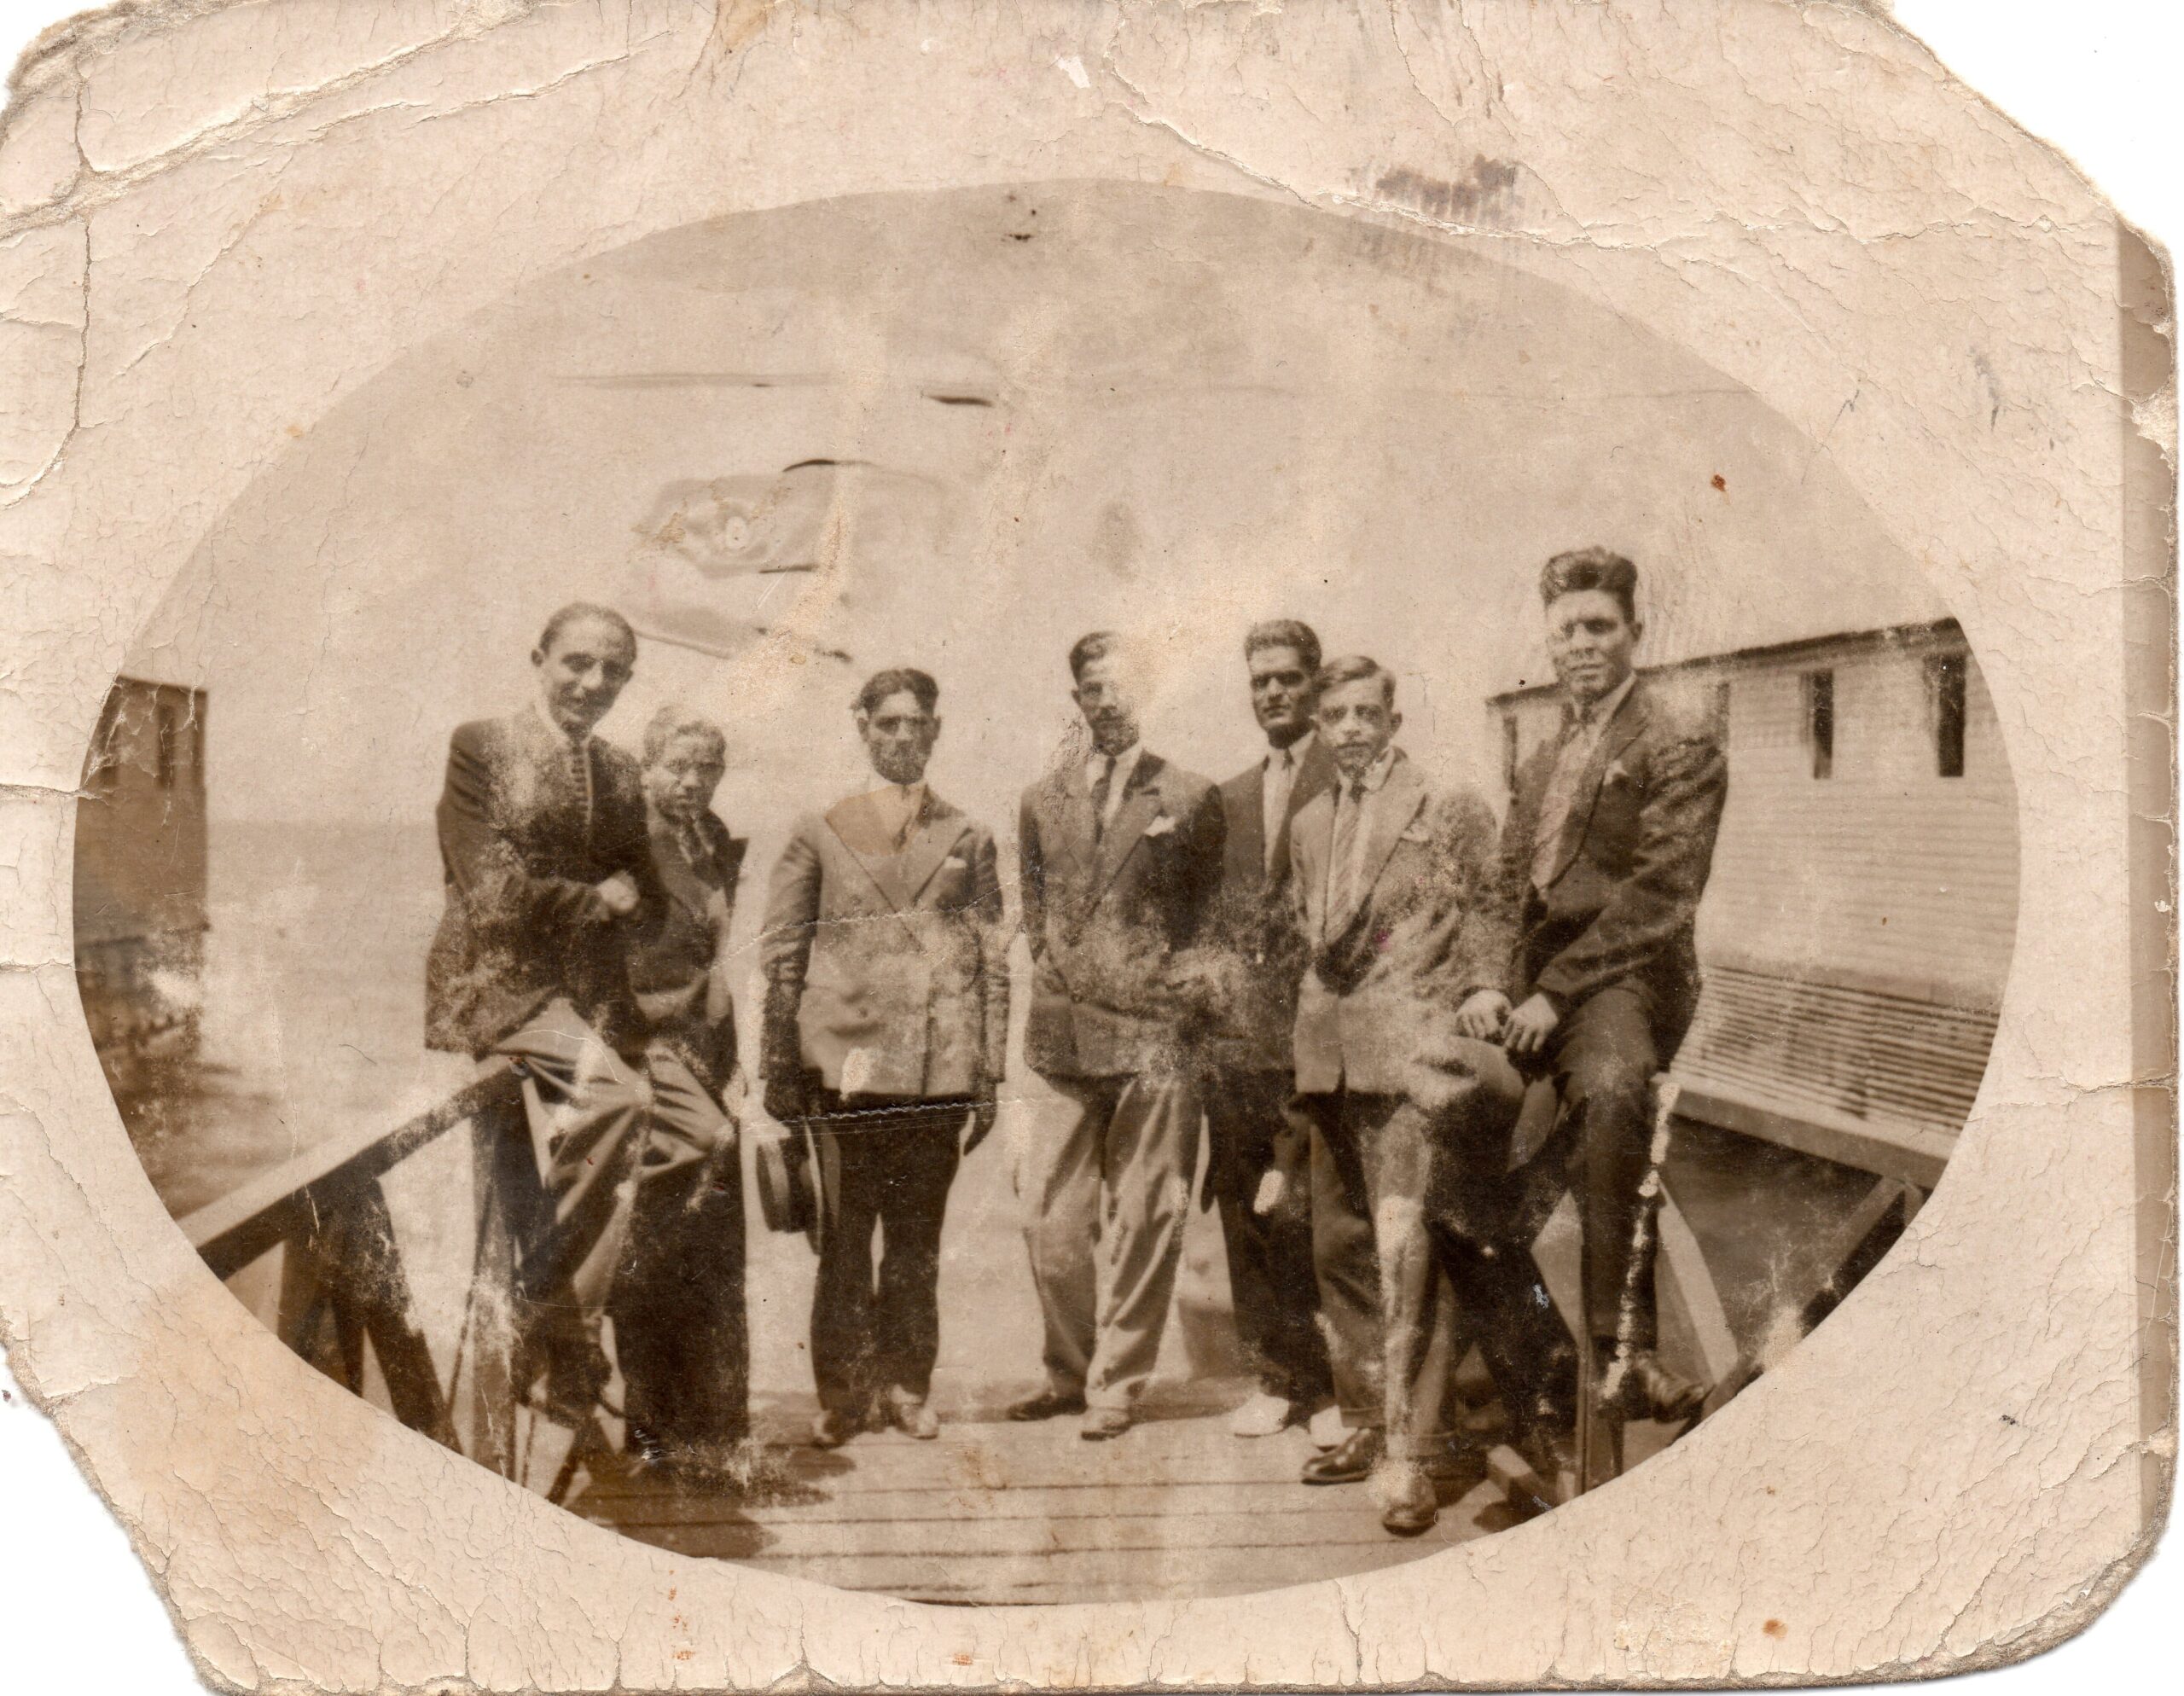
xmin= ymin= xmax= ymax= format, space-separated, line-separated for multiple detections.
xmin=753 ymin=1118 xmax=834 ymax=1253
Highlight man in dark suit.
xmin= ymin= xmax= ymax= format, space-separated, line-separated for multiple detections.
xmin=1490 ymin=549 xmax=1728 ymax=1426
xmin=1288 ymin=656 xmax=1574 ymax=1535
xmin=612 ymin=706 xmax=751 ymax=1477
xmin=1014 ymin=631 xmax=1225 ymax=1440
xmin=425 ymin=602 xmax=700 ymax=1417
xmin=1185 ymin=620 xmax=1339 ymax=1439
xmin=761 ymin=668 xmax=1008 ymax=1448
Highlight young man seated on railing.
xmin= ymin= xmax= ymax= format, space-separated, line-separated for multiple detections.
xmin=424 ymin=602 xmax=729 ymax=1431
xmin=610 ymin=705 xmax=751 ymax=1478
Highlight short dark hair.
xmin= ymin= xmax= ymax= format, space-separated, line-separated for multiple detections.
xmin=642 ymin=705 xmax=727 ymax=767
xmin=1315 ymin=654 xmax=1396 ymax=707
xmin=1068 ymin=630 xmax=1124 ymax=681
xmin=1538 ymin=549 xmax=1640 ymax=624
xmin=855 ymin=667 xmax=939 ymax=717
xmin=537 ymin=601 xmax=636 ymax=656
xmin=1243 ymin=619 xmax=1322 ymax=676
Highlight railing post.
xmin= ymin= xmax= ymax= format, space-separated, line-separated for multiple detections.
xmin=464 ymin=1094 xmax=528 ymax=1478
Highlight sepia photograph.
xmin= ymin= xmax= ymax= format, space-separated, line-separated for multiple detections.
xmin=73 ymin=181 xmax=2022 ymax=1606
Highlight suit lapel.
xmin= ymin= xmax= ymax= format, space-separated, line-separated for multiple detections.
xmin=1232 ymin=766 xmax=1268 ymax=886
xmin=1291 ymin=789 xmax=1336 ymax=944
xmin=1356 ymin=755 xmax=1429 ymax=907
xmin=1273 ymin=738 xmax=1337 ymax=887
xmin=1543 ymin=683 xmax=1650 ymax=888
xmin=648 ymin=815 xmax=713 ymax=918
xmin=823 ymin=794 xmax=920 ymax=914
xmin=1080 ymin=754 xmax=1165 ymax=915
xmin=897 ymin=799 xmax=972 ymax=904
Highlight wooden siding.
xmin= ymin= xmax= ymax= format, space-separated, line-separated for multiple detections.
xmin=1496 ymin=630 xmax=2018 ymax=1167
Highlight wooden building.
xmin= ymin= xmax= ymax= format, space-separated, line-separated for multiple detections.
xmin=1490 ymin=619 xmax=2018 ymax=1188
xmin=73 ymin=676 xmax=211 ymax=1079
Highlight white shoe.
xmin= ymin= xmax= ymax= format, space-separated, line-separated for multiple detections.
xmin=1227 ymin=1391 xmax=1295 ymax=1438
xmin=1307 ymin=1403 xmax=1349 ymax=1450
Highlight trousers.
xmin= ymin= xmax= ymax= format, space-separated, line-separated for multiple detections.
xmin=1305 ymin=1073 xmax=1574 ymax=1464
xmin=610 ymin=1050 xmax=747 ymax=1456
xmin=809 ymin=1090 xmax=968 ymax=1416
xmin=1541 ymin=984 xmax=1691 ymax=1351
xmin=1017 ymin=1071 xmax=1201 ymax=1410
xmin=1205 ymin=1067 xmax=1332 ymax=1406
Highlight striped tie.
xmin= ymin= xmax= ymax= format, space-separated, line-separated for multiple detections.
xmin=1327 ymin=779 xmax=1367 ymax=936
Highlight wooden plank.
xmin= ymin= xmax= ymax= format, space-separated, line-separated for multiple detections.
xmin=1670 ymin=1079 xmax=1950 ymax=1188
xmin=585 ymin=1478 xmax=1419 ymax=1530
xmin=182 ymin=1066 xmax=517 ymax=1279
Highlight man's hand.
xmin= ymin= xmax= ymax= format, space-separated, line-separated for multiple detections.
xmin=964 ymin=1083 xmax=1000 ymax=1155
xmin=1502 ymin=991 xmax=1562 ymax=1058
xmin=595 ymin=870 xmax=640 ymax=917
xmin=1252 ymin=1166 xmax=1289 ymax=1217
xmin=763 ymin=1070 xmax=808 ymax=1126
xmin=1455 ymin=990 xmax=1512 ymax=1041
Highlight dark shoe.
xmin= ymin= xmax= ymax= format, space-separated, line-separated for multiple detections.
xmin=1302 ymin=1426 xmax=1383 ymax=1484
xmin=1377 ymin=1462 xmax=1439 ymax=1536
xmin=1007 ymin=1389 xmax=1088 ymax=1422
xmin=1078 ymin=1406 xmax=1132 ymax=1441
xmin=809 ymin=1408 xmax=858 ymax=1449
xmin=884 ymin=1387 xmax=939 ymax=1440
xmin=1604 ymin=1350 xmax=1707 ymax=1424
xmin=1516 ymin=1423 xmax=1579 ymax=1505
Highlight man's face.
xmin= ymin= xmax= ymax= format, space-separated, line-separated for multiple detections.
xmin=1072 ymin=653 xmax=1141 ymax=756
xmin=1247 ymin=643 xmax=1316 ymax=746
xmin=857 ymin=689 xmax=940 ymax=786
xmin=1316 ymin=677 xmax=1400 ymax=777
xmin=532 ymin=616 xmax=636 ymax=736
xmin=1545 ymin=589 xmax=1640 ymax=706
xmin=645 ymin=732 xmax=726 ymax=820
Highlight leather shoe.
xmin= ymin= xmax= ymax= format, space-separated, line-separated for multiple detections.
xmin=1007 ymin=1389 xmax=1087 ymax=1422
xmin=809 ymin=1408 xmax=858 ymax=1449
xmin=1603 ymin=1350 xmax=1707 ymax=1424
xmin=884 ymin=1387 xmax=939 ymax=1440
xmin=1079 ymin=1406 xmax=1133 ymax=1441
xmin=1302 ymin=1426 xmax=1382 ymax=1484
xmin=1377 ymin=1462 xmax=1439 ymax=1536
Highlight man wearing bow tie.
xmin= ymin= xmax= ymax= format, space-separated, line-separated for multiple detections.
xmin=1488 ymin=549 xmax=1728 ymax=1432
xmin=425 ymin=602 xmax=667 ymax=1426
xmin=760 ymin=668 xmax=1008 ymax=1448
xmin=1013 ymin=632 xmax=1226 ymax=1440
xmin=1288 ymin=656 xmax=1574 ymax=1535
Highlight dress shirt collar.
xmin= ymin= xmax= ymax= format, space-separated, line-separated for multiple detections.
xmin=1563 ymin=672 xmax=1636 ymax=736
xmin=1267 ymin=729 xmax=1316 ymax=774
xmin=533 ymin=696 xmax=590 ymax=752
xmin=1087 ymin=740 xmax=1144 ymax=793
xmin=1341 ymin=743 xmax=1399 ymax=797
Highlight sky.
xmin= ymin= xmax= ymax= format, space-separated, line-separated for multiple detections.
xmin=127 ymin=180 xmax=1944 ymax=845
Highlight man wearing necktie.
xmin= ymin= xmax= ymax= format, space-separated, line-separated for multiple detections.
xmin=1287 ymin=656 xmax=1574 ymax=1536
xmin=1179 ymin=621 xmax=1340 ymax=1440
xmin=1488 ymin=549 xmax=1728 ymax=1432
xmin=612 ymin=706 xmax=751 ymax=1478
xmin=760 ymin=669 xmax=1008 ymax=1448
xmin=1014 ymin=632 xmax=1226 ymax=1440
xmin=425 ymin=603 xmax=667 ymax=1428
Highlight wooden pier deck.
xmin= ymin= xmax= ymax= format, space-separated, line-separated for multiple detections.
xmin=568 ymin=1380 xmax=1528 ymax=1606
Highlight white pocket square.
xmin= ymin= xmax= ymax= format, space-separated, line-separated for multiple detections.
xmin=944 ymin=854 xmax=968 ymax=868
xmin=1399 ymin=821 xmax=1434 ymax=845
xmin=1604 ymin=759 xmax=1634 ymax=787
xmin=1142 ymin=814 xmax=1177 ymax=838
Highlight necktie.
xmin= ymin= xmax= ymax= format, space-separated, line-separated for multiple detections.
xmin=566 ymin=738 xmax=593 ymax=839
xmin=1263 ymin=747 xmax=1295 ymax=874
xmin=1530 ymin=714 xmax=1592 ymax=892
xmin=1327 ymin=778 xmax=1366 ymax=934
xmin=677 ymin=819 xmax=707 ymax=869
xmin=1089 ymin=755 xmax=1114 ymax=844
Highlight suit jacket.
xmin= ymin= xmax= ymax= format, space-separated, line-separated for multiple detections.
xmin=630 ymin=804 xmax=747 ymax=1093
xmin=1019 ymin=747 xmax=1225 ymax=1079
xmin=759 ymin=788 xmax=1008 ymax=1100
xmin=1499 ymin=677 xmax=1727 ymax=1028
xmin=424 ymin=710 xmax=659 ymax=1058
xmin=1197 ymin=737 xmax=1338 ymax=1072
xmin=1288 ymin=750 xmax=1513 ymax=1099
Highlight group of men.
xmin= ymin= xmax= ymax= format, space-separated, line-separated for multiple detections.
xmin=422 ymin=545 xmax=1727 ymax=1537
